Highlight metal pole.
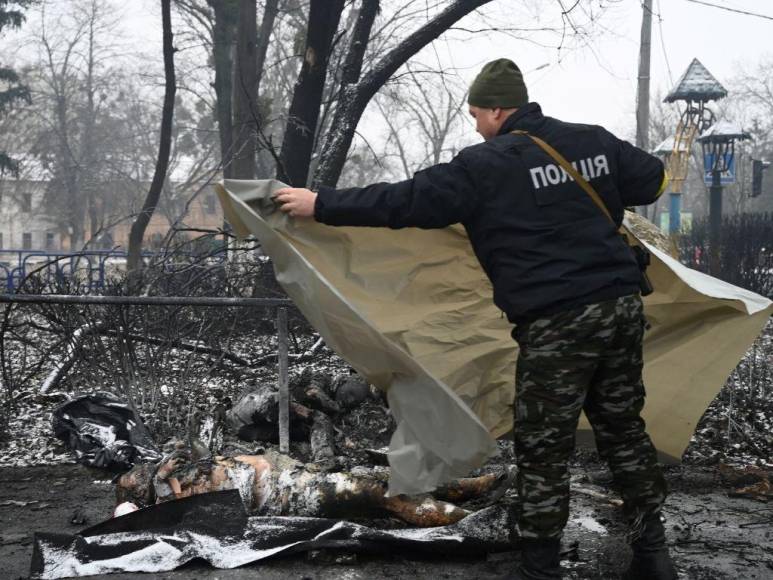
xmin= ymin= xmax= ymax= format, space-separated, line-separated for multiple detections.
xmin=0 ymin=294 xmax=292 ymax=308
xmin=709 ymin=169 xmax=723 ymax=275
xmin=726 ymin=370 xmax=735 ymax=449
xmin=669 ymin=192 xmax=681 ymax=234
xmin=276 ymin=307 xmax=290 ymax=453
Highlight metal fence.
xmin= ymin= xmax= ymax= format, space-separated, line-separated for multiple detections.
xmin=0 ymin=292 xmax=296 ymax=452
xmin=0 ymin=248 xmax=228 ymax=293
xmin=678 ymin=212 xmax=773 ymax=299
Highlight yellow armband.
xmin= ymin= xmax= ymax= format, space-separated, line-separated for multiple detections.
xmin=654 ymin=171 xmax=670 ymax=199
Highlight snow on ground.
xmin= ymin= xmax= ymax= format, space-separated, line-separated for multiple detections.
xmin=1 ymin=319 xmax=770 ymax=471
xmin=0 ymin=310 xmax=771 ymax=580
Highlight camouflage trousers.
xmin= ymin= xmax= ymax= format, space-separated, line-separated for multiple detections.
xmin=512 ymin=294 xmax=667 ymax=540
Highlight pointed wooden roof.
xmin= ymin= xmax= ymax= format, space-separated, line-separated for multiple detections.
xmin=664 ymin=58 xmax=727 ymax=103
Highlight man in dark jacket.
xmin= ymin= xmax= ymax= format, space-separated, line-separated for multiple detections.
xmin=274 ymin=58 xmax=677 ymax=580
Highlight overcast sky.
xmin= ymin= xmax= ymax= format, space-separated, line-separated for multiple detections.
xmin=439 ymin=0 xmax=773 ymax=139
xmin=85 ymin=0 xmax=773 ymax=144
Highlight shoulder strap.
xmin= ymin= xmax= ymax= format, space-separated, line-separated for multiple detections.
xmin=510 ymin=130 xmax=617 ymax=228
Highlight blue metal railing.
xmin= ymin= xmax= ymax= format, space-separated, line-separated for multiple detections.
xmin=0 ymin=248 xmax=227 ymax=293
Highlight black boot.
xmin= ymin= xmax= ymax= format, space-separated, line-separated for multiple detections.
xmin=504 ymin=538 xmax=562 ymax=580
xmin=624 ymin=515 xmax=678 ymax=580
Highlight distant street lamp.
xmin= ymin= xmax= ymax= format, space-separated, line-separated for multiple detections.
xmin=697 ymin=121 xmax=751 ymax=275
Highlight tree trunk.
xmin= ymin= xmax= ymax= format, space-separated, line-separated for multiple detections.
xmin=252 ymin=0 xmax=278 ymax=179
xmin=255 ymin=0 xmax=279 ymax=98
xmin=126 ymin=0 xmax=176 ymax=274
xmin=209 ymin=0 xmax=237 ymax=179
xmin=313 ymin=0 xmax=492 ymax=189
xmin=339 ymin=0 xmax=379 ymax=88
xmin=54 ymin=93 xmax=82 ymax=249
xmin=231 ymin=0 xmax=258 ymax=179
xmin=277 ymin=0 xmax=345 ymax=186
xmin=83 ymin=4 xmax=99 ymax=246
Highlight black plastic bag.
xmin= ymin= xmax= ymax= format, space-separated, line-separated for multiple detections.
xmin=52 ymin=393 xmax=161 ymax=470
xmin=31 ymin=490 xmax=512 ymax=578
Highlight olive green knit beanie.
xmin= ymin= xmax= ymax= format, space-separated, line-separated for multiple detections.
xmin=468 ymin=58 xmax=528 ymax=108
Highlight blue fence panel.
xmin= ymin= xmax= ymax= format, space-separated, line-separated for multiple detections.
xmin=0 ymin=247 xmax=229 ymax=294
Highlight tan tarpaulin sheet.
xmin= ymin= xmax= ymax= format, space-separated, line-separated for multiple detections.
xmin=217 ymin=179 xmax=772 ymax=495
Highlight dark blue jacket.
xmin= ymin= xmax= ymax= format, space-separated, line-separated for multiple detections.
xmin=315 ymin=103 xmax=665 ymax=323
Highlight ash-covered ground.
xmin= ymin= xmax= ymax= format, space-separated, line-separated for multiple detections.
xmin=0 ymin=320 xmax=771 ymax=579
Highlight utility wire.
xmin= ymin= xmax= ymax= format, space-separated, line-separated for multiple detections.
xmin=684 ymin=0 xmax=773 ymax=22
xmin=642 ymin=1 xmax=673 ymax=85
xmin=655 ymin=0 xmax=673 ymax=85
xmin=653 ymin=0 xmax=682 ymax=117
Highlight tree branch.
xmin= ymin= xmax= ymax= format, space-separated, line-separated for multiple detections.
xmin=127 ymin=0 xmax=176 ymax=274
xmin=277 ymin=0 xmax=346 ymax=186
xmin=313 ymin=0 xmax=492 ymax=189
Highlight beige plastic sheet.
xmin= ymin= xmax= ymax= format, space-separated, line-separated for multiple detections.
xmin=217 ymin=179 xmax=772 ymax=495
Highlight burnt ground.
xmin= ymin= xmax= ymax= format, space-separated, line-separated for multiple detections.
xmin=1 ymin=458 xmax=772 ymax=580
xmin=1 ymin=323 xmax=771 ymax=579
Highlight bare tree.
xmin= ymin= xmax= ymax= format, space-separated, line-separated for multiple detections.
xmin=732 ymin=57 xmax=773 ymax=212
xmin=175 ymin=0 xmax=279 ymax=180
xmin=170 ymin=0 xmax=614 ymax=195
xmin=126 ymin=0 xmax=176 ymax=273
xmin=174 ymin=0 xmax=238 ymax=178
xmin=17 ymin=0 xmax=129 ymax=249
xmin=376 ymin=66 xmax=468 ymax=179
xmin=0 ymin=0 xmax=33 ymax=176
xmin=231 ymin=0 xmax=258 ymax=180
xmin=181 ymin=0 xmax=494 ymax=188
xmin=39 ymin=1 xmax=88 ymax=248
xmin=311 ymin=0 xmax=493 ymax=189
xmin=277 ymin=0 xmax=346 ymax=185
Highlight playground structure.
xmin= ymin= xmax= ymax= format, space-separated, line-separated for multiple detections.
xmin=662 ymin=58 xmax=727 ymax=233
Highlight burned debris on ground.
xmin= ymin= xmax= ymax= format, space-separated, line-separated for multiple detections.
xmin=0 ymin=253 xmax=772 ymax=579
